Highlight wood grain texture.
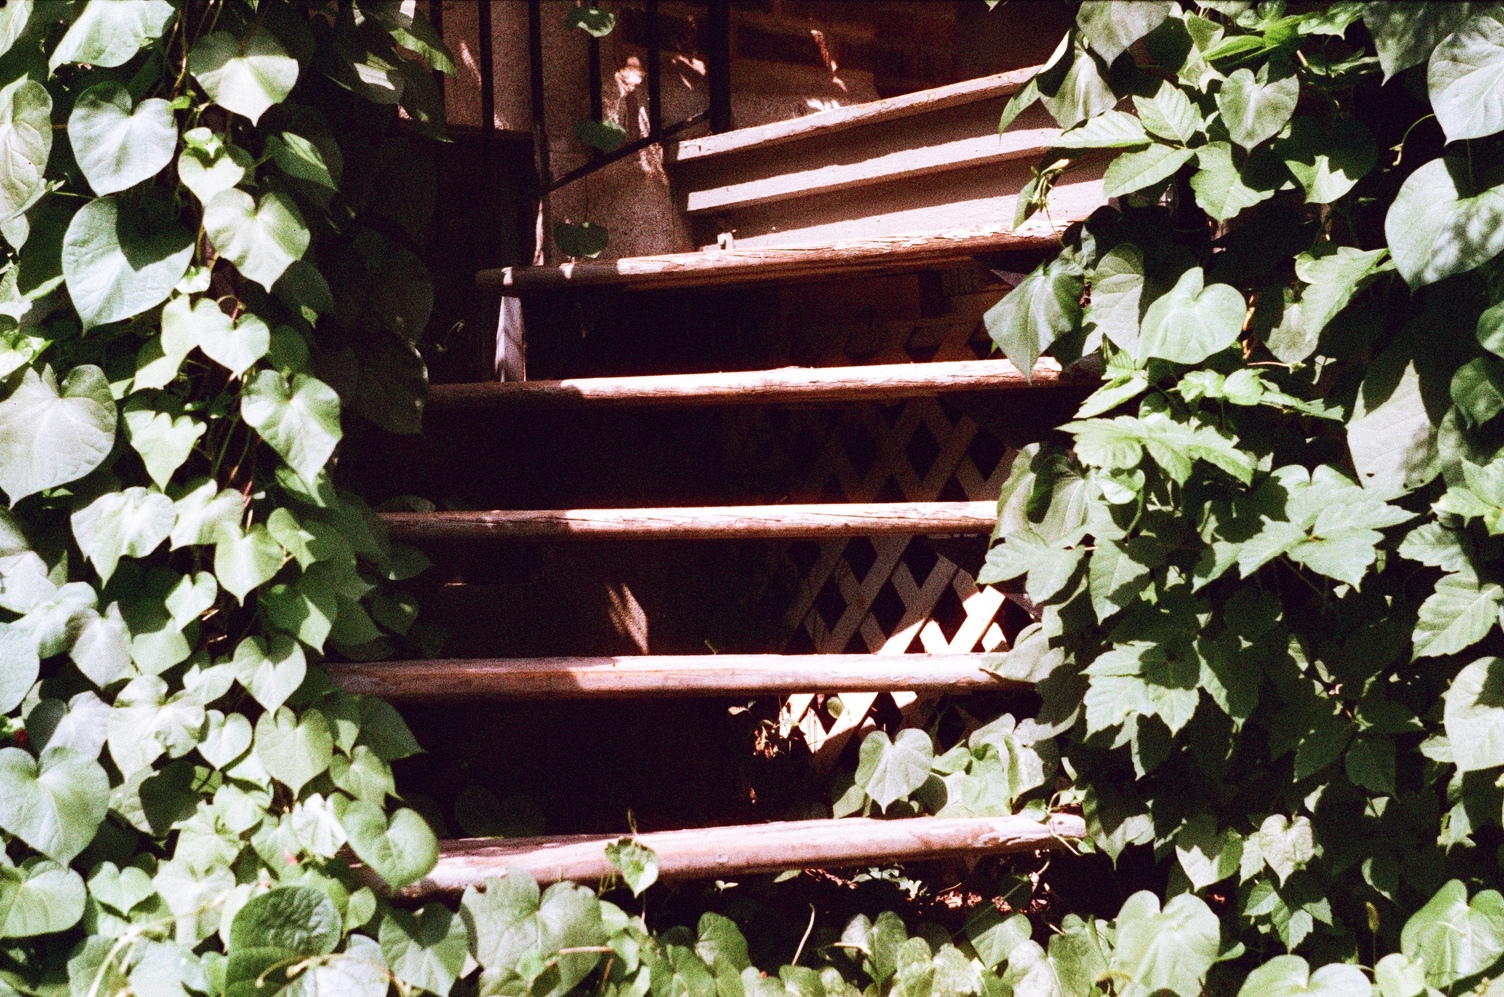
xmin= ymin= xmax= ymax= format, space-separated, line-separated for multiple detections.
xmin=683 ymin=129 xmax=1058 ymax=215
xmin=477 ymin=228 xmax=1060 ymax=294
xmin=388 ymin=814 xmax=1086 ymax=895
xmin=427 ymin=359 xmax=1067 ymax=411
xmin=379 ymin=501 xmax=998 ymax=542
xmin=325 ymin=653 xmax=1023 ymax=701
xmin=669 ymin=67 xmax=1039 ymax=163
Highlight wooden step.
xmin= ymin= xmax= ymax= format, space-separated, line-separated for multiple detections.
xmin=379 ymin=501 xmax=997 ymax=542
xmin=325 ymin=653 xmax=1021 ymax=701
xmin=427 ymin=359 xmax=1066 ymax=411
xmin=478 ymin=228 xmax=1060 ymax=295
xmin=388 ymin=814 xmax=1087 ymax=896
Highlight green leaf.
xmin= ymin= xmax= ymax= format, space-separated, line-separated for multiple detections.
xmin=254 ymin=706 xmax=332 ymax=795
xmin=0 ymin=745 xmax=109 ymax=863
xmin=335 ymin=797 xmax=438 ymax=889
xmin=198 ymin=310 xmax=269 ymax=379
xmin=554 ymin=220 xmax=608 ymax=259
xmin=50 ymin=0 xmax=174 ymax=70
xmin=1430 ymin=9 xmax=1504 ymax=143
xmin=197 ymin=710 xmax=252 ymax=768
xmin=1452 ymin=356 xmax=1504 ymax=428
xmin=575 ymin=117 xmax=627 ymax=153
xmin=1348 ymin=359 xmax=1439 ymax=493
xmin=123 ymin=400 xmax=205 ymax=489
xmin=214 ymin=523 xmax=284 ymax=603
xmin=1084 ymin=642 xmax=1200 ymax=735
xmin=1413 ymin=573 xmax=1501 ymax=659
xmin=1280 ymin=115 xmax=1377 ymax=204
xmin=1400 ymin=880 xmax=1504 ymax=988
xmin=0 ymin=365 xmax=115 ymax=502
xmin=379 ymin=906 xmax=467 ymax=997
xmin=1216 ymin=68 xmax=1299 ymax=149
xmin=855 ymin=729 xmax=934 ymax=810
xmin=1263 ymin=246 xmax=1388 ymax=364
xmin=564 ymin=6 xmax=616 ymax=37
xmin=135 ymin=294 xmax=203 ymax=391
xmin=965 ymin=909 xmax=1032 ymax=970
xmin=1365 ymin=2 xmax=1476 ymax=80
xmin=606 ymin=838 xmax=660 ymax=896
xmin=231 ymin=634 xmax=306 ymax=713
xmin=0 ymin=860 xmax=85 ymax=939
xmin=985 ymin=257 xmax=1083 ymax=374
xmin=241 ymin=370 xmax=342 ymax=484
xmin=284 ymin=934 xmax=388 ymax=997
xmin=70 ymin=486 xmax=173 ymax=582
xmin=61 ymin=194 xmax=193 ymax=329
xmin=1103 ymin=144 xmax=1196 ymax=198
xmin=1256 ymin=814 xmax=1315 ymax=884
xmin=1110 ymin=892 xmax=1219 ymax=997
xmin=203 ymin=188 xmax=310 ymax=291
xmin=170 ymin=478 xmax=242 ymax=548
xmin=1236 ymin=956 xmax=1371 ymax=997
xmin=225 ymin=885 xmax=341 ymax=997
xmin=177 ymin=129 xmax=250 ymax=207
xmin=0 ymin=78 xmax=50 ymax=224
xmin=1133 ymin=83 xmax=1202 ymax=144
xmin=1189 ymin=141 xmax=1277 ymax=221
xmin=462 ymin=872 xmax=607 ymax=997
xmin=1076 ymin=1 xmax=1172 ymax=64
xmin=260 ymin=571 xmax=336 ymax=651
xmin=1386 ymin=155 xmax=1504 ymax=289
xmin=190 ymin=28 xmax=299 ymax=124
xmin=1040 ymin=45 xmax=1116 ymax=130
xmin=68 ymin=83 xmax=177 ymax=196
xmin=1444 ymin=657 xmax=1504 ymax=772
xmin=266 ymin=132 xmax=338 ymax=189
xmin=1064 ymin=411 xmax=1255 ymax=483
xmin=1054 ymin=110 xmax=1149 ymax=150
xmin=1085 ymin=244 xmax=1145 ymax=353
xmin=1174 ymin=815 xmax=1242 ymax=890
xmin=1374 ymin=954 xmax=1426 ymax=997
xmin=1138 ymin=267 xmax=1245 ymax=364
xmin=999 ymin=77 xmax=1040 ymax=133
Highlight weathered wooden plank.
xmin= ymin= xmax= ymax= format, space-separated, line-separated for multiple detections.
xmin=684 ymin=129 xmax=1058 ymax=214
xmin=379 ymin=501 xmax=998 ymax=542
xmin=476 ymin=228 xmax=1060 ymax=294
xmin=392 ymin=814 xmax=1086 ymax=895
xmin=325 ymin=653 xmax=1021 ymax=701
xmin=670 ymin=67 xmax=1038 ymax=163
xmin=427 ymin=359 xmax=1066 ymax=411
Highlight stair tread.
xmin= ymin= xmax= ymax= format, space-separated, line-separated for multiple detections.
xmin=669 ymin=67 xmax=1038 ymax=164
xmin=428 ymin=359 xmax=1070 ymax=410
xmin=477 ymin=227 xmax=1060 ymax=295
xmin=326 ymin=653 xmax=1025 ymax=701
xmin=380 ymin=500 xmax=997 ymax=542
xmin=383 ymin=814 xmax=1085 ymax=895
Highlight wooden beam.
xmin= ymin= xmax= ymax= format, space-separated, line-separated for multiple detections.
xmin=476 ymin=227 xmax=1059 ymax=294
xmin=390 ymin=814 xmax=1086 ymax=895
xmin=669 ymin=67 xmax=1039 ymax=163
xmin=325 ymin=653 xmax=1022 ymax=701
xmin=684 ymin=129 xmax=1058 ymax=215
xmin=427 ymin=359 xmax=1068 ymax=412
xmin=379 ymin=501 xmax=998 ymax=542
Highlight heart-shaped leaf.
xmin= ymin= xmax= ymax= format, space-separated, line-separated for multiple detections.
xmin=170 ymin=478 xmax=242 ymax=549
xmin=605 ymin=838 xmax=659 ymax=896
xmin=0 ymin=745 xmax=109 ymax=863
xmin=254 ymin=706 xmax=332 ymax=794
xmin=62 ymin=194 xmax=193 ymax=329
xmin=460 ymin=871 xmax=606 ymax=995
xmin=1216 ymin=68 xmax=1299 ymax=149
xmin=1386 ymin=155 xmax=1504 ymax=289
xmin=68 ymin=83 xmax=177 ymax=195
xmin=232 ymin=634 xmax=305 ymax=712
xmin=240 ymin=370 xmax=342 ymax=485
xmin=554 ymin=221 xmax=608 ymax=259
xmin=260 ymin=571 xmax=336 ymax=651
xmin=134 ymin=294 xmax=205 ymax=391
xmin=0 ymin=78 xmax=51 ymax=224
xmin=225 ymin=885 xmax=341 ymax=997
xmin=198 ymin=311 xmax=269 ymax=378
xmin=1110 ymin=892 xmax=1220 ymax=997
xmin=1236 ymin=956 xmax=1371 ymax=997
xmin=266 ymin=132 xmax=339 ymax=189
xmin=1138 ymin=267 xmax=1246 ymax=364
xmin=855 ymin=728 xmax=934 ymax=811
xmin=0 ymin=860 xmax=86 ymax=939
xmin=69 ymin=603 xmax=131 ymax=688
xmin=1429 ymin=10 xmax=1504 ymax=143
xmin=197 ymin=710 xmax=252 ymax=769
xmin=1401 ymin=880 xmax=1504 ymax=987
xmin=379 ymin=905 xmax=468 ymax=997
xmin=190 ymin=28 xmax=299 ymax=124
xmin=163 ymin=570 xmax=216 ymax=628
xmin=123 ymin=399 xmax=206 ymax=488
xmin=335 ymin=797 xmax=438 ymax=889
xmin=204 ymin=188 xmax=309 ymax=290
xmin=1279 ymin=115 xmax=1377 ymax=205
xmin=70 ymin=486 xmax=174 ymax=582
xmin=574 ymin=118 xmax=627 ymax=153
xmin=1444 ymin=657 xmax=1504 ymax=772
xmin=50 ymin=0 xmax=174 ymax=70
xmin=0 ymin=365 xmax=116 ymax=502
xmin=214 ymin=523 xmax=284 ymax=603
xmin=177 ymin=128 xmax=250 ymax=207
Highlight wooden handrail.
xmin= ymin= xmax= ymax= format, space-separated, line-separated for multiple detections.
xmin=325 ymin=653 xmax=1020 ymax=701
xmin=386 ymin=814 xmax=1086 ymax=896
xmin=427 ymin=359 xmax=1069 ymax=411
xmin=379 ymin=501 xmax=998 ymax=542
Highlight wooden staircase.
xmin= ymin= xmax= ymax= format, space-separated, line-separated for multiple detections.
xmin=353 ymin=68 xmax=1100 ymax=896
